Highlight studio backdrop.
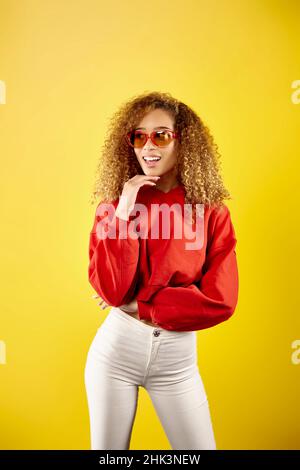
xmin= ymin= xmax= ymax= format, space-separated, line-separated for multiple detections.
xmin=0 ymin=0 xmax=299 ymax=450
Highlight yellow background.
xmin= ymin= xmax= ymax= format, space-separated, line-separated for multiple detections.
xmin=0 ymin=0 xmax=299 ymax=450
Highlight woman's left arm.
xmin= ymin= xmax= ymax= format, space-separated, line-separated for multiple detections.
xmin=136 ymin=205 xmax=239 ymax=331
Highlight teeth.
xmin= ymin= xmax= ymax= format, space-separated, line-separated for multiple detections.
xmin=143 ymin=157 xmax=161 ymax=161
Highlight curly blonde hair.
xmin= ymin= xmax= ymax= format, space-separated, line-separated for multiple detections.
xmin=90 ymin=91 xmax=232 ymax=223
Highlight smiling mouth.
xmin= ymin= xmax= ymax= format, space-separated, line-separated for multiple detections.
xmin=143 ymin=156 xmax=161 ymax=162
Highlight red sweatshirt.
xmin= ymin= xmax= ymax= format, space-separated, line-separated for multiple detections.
xmin=88 ymin=183 xmax=239 ymax=332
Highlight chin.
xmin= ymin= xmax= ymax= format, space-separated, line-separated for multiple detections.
xmin=143 ymin=168 xmax=160 ymax=176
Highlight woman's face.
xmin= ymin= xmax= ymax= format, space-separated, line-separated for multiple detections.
xmin=133 ymin=108 xmax=179 ymax=180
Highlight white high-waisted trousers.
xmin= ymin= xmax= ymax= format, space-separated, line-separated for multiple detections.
xmin=84 ymin=306 xmax=217 ymax=450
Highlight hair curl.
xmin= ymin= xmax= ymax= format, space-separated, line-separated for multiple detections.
xmin=90 ymin=91 xmax=232 ymax=223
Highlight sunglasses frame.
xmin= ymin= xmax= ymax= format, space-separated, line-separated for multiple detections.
xmin=126 ymin=129 xmax=180 ymax=148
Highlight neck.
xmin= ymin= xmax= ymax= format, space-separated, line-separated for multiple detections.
xmin=155 ymin=168 xmax=179 ymax=193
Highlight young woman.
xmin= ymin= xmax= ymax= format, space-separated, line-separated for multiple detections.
xmin=84 ymin=91 xmax=239 ymax=450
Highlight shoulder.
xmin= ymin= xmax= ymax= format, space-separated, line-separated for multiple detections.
xmin=206 ymin=202 xmax=231 ymax=226
xmin=206 ymin=203 xmax=236 ymax=248
xmin=94 ymin=198 xmax=119 ymax=218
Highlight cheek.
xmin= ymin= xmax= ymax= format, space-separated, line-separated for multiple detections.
xmin=164 ymin=147 xmax=177 ymax=164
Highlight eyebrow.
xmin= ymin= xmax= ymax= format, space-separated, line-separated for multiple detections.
xmin=135 ymin=126 xmax=173 ymax=130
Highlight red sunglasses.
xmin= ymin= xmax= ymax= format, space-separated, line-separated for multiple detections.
xmin=126 ymin=129 xmax=179 ymax=148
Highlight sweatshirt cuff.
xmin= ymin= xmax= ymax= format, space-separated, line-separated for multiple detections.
xmin=107 ymin=213 xmax=138 ymax=239
xmin=137 ymin=299 xmax=154 ymax=323
xmin=115 ymin=194 xmax=135 ymax=221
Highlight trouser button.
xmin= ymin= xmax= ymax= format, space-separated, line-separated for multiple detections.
xmin=153 ymin=330 xmax=160 ymax=336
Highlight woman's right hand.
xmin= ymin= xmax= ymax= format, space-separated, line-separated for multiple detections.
xmin=115 ymin=175 xmax=160 ymax=220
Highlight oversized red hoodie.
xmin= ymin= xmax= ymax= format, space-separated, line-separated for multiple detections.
xmin=88 ymin=183 xmax=239 ymax=332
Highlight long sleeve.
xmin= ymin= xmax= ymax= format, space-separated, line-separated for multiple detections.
xmin=136 ymin=204 xmax=239 ymax=331
xmin=88 ymin=199 xmax=140 ymax=306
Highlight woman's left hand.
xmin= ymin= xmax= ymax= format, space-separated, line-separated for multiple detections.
xmin=91 ymin=294 xmax=138 ymax=313
xmin=92 ymin=294 xmax=110 ymax=310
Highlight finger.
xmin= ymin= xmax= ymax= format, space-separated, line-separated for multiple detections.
xmin=92 ymin=294 xmax=99 ymax=299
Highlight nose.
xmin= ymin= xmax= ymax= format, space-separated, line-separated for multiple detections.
xmin=143 ymin=134 xmax=157 ymax=150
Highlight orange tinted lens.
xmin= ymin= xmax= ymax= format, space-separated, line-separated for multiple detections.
xmin=130 ymin=131 xmax=146 ymax=148
xmin=153 ymin=130 xmax=172 ymax=146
